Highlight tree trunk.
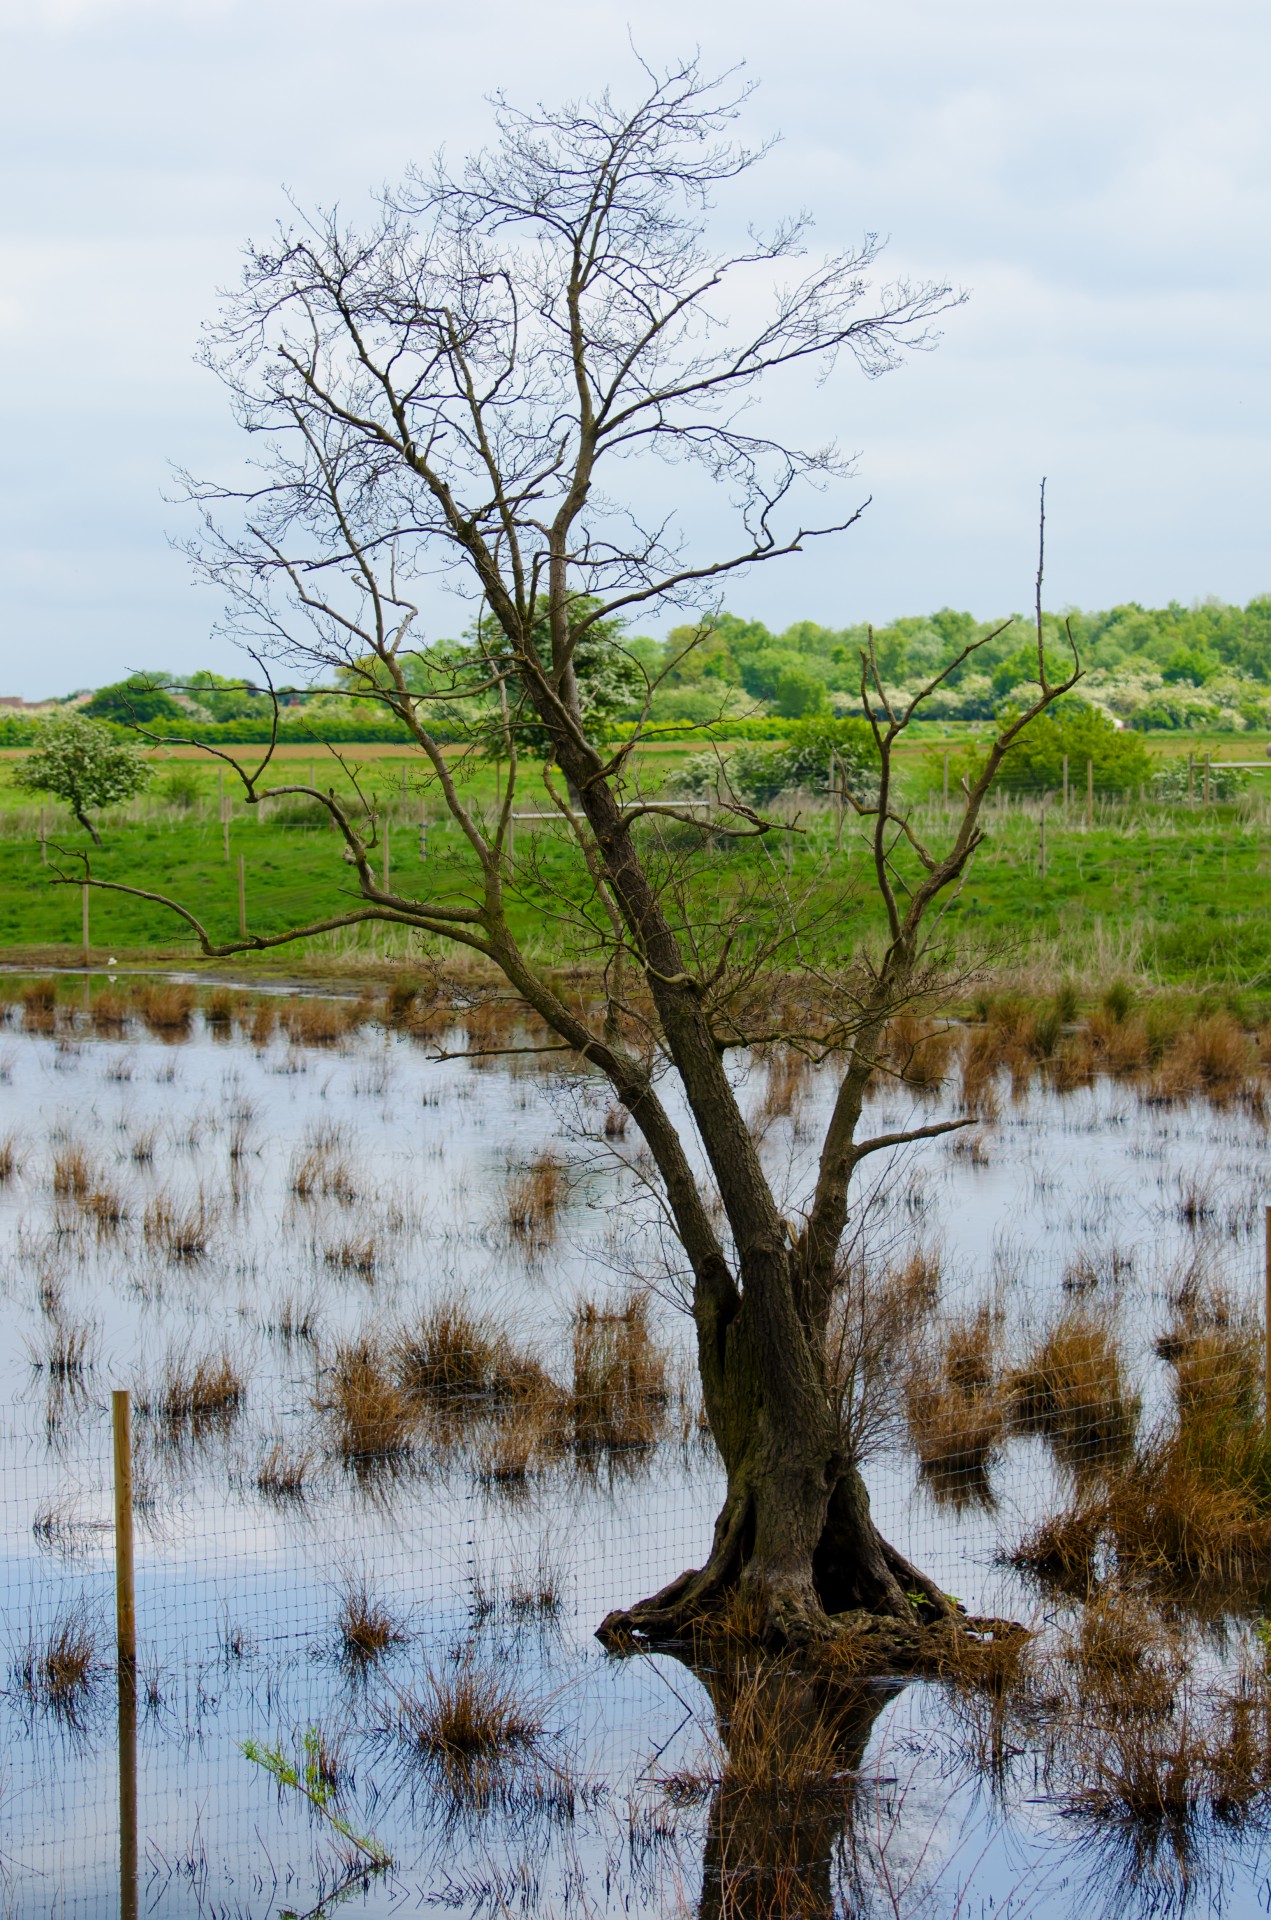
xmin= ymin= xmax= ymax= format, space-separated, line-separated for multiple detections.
xmin=598 ymin=1283 xmax=948 ymax=1652
xmin=74 ymin=806 xmax=102 ymax=847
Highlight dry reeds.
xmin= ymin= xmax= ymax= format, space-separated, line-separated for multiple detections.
xmin=336 ymin=1577 xmax=405 ymax=1666
xmin=1150 ymin=1011 xmax=1257 ymax=1106
xmin=290 ymin=1144 xmax=358 ymax=1202
xmin=88 ymin=987 xmax=130 ymax=1034
xmin=144 ymin=1348 xmax=245 ymax=1437
xmin=569 ymin=1290 xmax=668 ymax=1451
xmin=0 ymin=1131 xmax=18 ymax=1183
xmin=1009 ymin=1307 xmax=1139 ymax=1464
xmin=21 ymin=979 xmax=58 ymax=1030
xmin=281 ymin=997 xmax=361 ymax=1047
xmin=133 ymin=980 xmax=195 ymax=1039
xmin=27 ymin=1317 xmax=95 ymax=1378
xmin=506 ymin=1151 xmax=567 ymax=1247
xmin=255 ymin=1437 xmax=315 ymax=1500
xmin=143 ymin=1189 xmax=218 ymax=1260
xmin=883 ymin=1012 xmax=955 ymax=1089
xmin=316 ymin=1337 xmax=414 ymax=1464
xmin=391 ymin=1300 xmax=541 ymax=1407
xmin=905 ymin=1304 xmax=1007 ymax=1492
xmin=14 ymin=1602 xmax=100 ymax=1721
xmin=245 ymin=1000 xmax=277 ymax=1046
xmin=322 ymin=1231 xmax=379 ymax=1277
xmin=398 ymin=1652 xmax=542 ymax=1801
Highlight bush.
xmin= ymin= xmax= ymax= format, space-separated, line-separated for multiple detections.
xmin=994 ymin=699 xmax=1153 ymax=795
xmin=668 ymin=716 xmax=879 ymax=806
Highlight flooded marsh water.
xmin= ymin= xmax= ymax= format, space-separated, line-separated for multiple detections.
xmin=1 ymin=978 xmax=1270 ymax=1917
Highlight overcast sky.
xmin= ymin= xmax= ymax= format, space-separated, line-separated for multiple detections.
xmin=1 ymin=0 xmax=1267 ymax=695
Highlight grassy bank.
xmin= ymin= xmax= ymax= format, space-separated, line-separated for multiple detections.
xmin=2 ymin=740 xmax=1269 ymax=1009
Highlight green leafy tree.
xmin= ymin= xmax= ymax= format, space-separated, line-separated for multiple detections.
xmin=772 ymin=663 xmax=829 ymax=718
xmin=996 ymin=699 xmax=1151 ymax=794
xmin=82 ymin=676 xmax=183 ymax=725
xmin=14 ymin=714 xmax=151 ymax=845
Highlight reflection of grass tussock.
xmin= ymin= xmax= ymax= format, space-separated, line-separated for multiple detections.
xmin=1009 ymin=1308 xmax=1139 ymax=1464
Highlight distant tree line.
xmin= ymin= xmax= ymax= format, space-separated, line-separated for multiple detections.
xmin=3 ymin=596 xmax=1268 ymax=748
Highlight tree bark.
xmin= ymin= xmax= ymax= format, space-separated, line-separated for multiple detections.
xmin=599 ymin=1279 xmax=949 ymax=1651
xmin=74 ymin=806 xmax=103 ymax=848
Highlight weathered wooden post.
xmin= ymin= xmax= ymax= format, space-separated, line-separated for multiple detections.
xmin=237 ymin=853 xmax=247 ymax=938
xmin=113 ymin=1389 xmax=138 ymax=1920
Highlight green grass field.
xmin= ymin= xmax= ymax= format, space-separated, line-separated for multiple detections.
xmin=2 ymin=737 xmax=1269 ymax=1006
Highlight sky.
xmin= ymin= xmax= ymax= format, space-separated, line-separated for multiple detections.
xmin=0 ymin=0 xmax=1267 ymax=695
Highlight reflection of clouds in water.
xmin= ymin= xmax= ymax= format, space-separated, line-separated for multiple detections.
xmin=0 ymin=1010 xmax=1268 ymax=1911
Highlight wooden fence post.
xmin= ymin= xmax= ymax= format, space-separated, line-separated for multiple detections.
xmin=1188 ymin=754 xmax=1195 ymax=807
xmin=942 ymin=753 xmax=949 ymax=807
xmin=40 ymin=805 xmax=47 ymax=865
xmin=113 ymin=1390 xmax=138 ymax=1919
xmin=419 ymin=800 xmax=428 ymax=860
xmin=1062 ymin=755 xmax=1069 ymax=809
xmin=1204 ymin=754 xmax=1211 ymax=806
xmin=382 ymin=819 xmax=390 ymax=893
xmin=1086 ymin=758 xmax=1094 ymax=830
xmin=1039 ymin=799 xmax=1047 ymax=877
xmin=82 ymin=884 xmax=90 ymax=967
xmin=237 ymin=853 xmax=246 ymax=938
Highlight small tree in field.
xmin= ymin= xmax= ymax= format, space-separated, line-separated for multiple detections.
xmin=16 ymin=714 xmax=151 ymax=846
xmin=80 ymin=62 xmax=1076 ymax=1654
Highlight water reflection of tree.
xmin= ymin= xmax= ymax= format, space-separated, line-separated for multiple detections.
xmin=671 ymin=1654 xmax=906 ymax=1920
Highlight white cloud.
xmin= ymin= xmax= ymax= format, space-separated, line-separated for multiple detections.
xmin=0 ymin=0 xmax=1267 ymax=690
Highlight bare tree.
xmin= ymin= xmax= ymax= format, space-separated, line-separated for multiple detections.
xmin=73 ymin=60 xmax=1076 ymax=1653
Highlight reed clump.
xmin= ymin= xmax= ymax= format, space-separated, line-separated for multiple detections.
xmin=506 ymin=1151 xmax=567 ymax=1247
xmin=336 ymin=1578 xmax=406 ymax=1666
xmin=905 ymin=1304 xmax=1008 ymax=1490
xmin=143 ymin=1189 xmax=218 ymax=1260
xmin=322 ymin=1231 xmax=379 ymax=1277
xmin=88 ymin=987 xmax=131 ymax=1034
xmin=1149 ymin=1011 xmax=1259 ymax=1106
xmin=316 ymin=1336 xmax=415 ymax=1464
xmin=255 ymin=1437 xmax=315 ymax=1500
xmin=133 ymin=981 xmax=195 ymax=1039
xmin=146 ymin=1349 xmax=246 ymax=1438
xmin=15 ymin=1603 xmax=100 ymax=1722
xmin=20 ymin=979 xmax=58 ymax=1030
xmin=281 ymin=997 xmax=362 ymax=1047
xmin=1009 ymin=1308 xmax=1139 ymax=1464
xmin=568 ymin=1290 xmax=669 ymax=1451
xmin=882 ymin=1012 xmax=955 ymax=1090
xmin=391 ymin=1300 xmax=543 ymax=1407
xmin=398 ymin=1653 xmax=543 ymax=1802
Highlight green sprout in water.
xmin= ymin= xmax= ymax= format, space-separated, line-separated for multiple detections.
xmin=242 ymin=1728 xmax=391 ymax=1874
